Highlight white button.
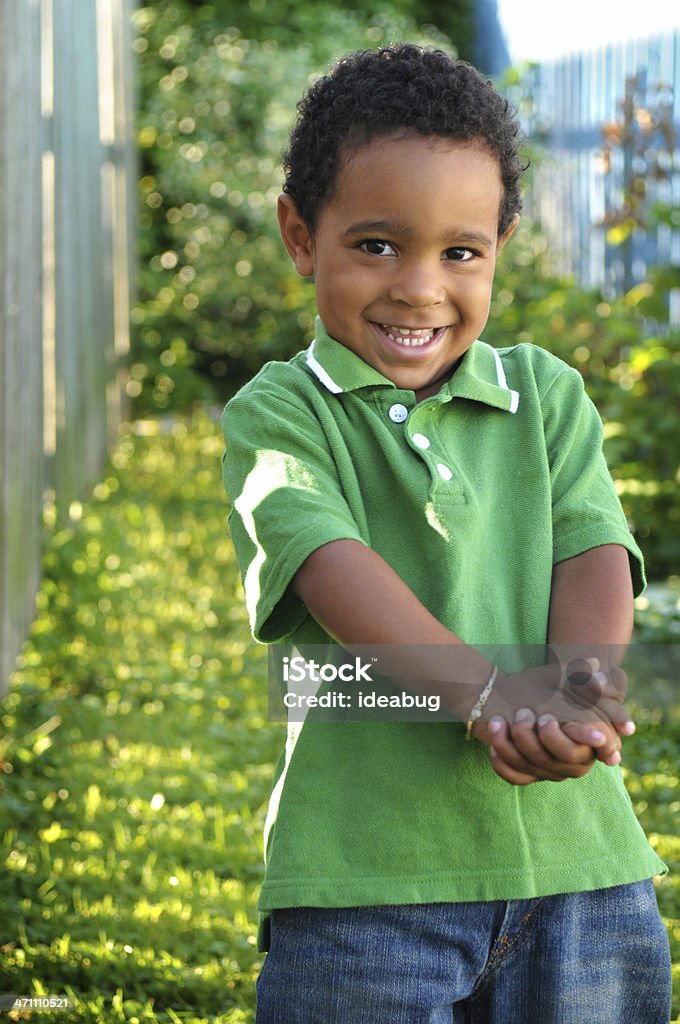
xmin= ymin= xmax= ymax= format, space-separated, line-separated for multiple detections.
xmin=388 ymin=403 xmax=408 ymax=423
xmin=412 ymin=433 xmax=431 ymax=450
xmin=437 ymin=463 xmax=453 ymax=481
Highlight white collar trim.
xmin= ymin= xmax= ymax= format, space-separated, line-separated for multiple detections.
xmin=489 ymin=345 xmax=520 ymax=413
xmin=305 ymin=339 xmax=344 ymax=394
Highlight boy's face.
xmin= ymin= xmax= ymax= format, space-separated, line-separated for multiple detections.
xmin=279 ymin=134 xmax=518 ymax=398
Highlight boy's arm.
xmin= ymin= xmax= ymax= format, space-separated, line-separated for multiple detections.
xmin=485 ymin=544 xmax=635 ymax=783
xmin=293 ymin=538 xmax=493 ymax=711
xmin=547 ymin=543 xmax=634 ymax=649
xmin=548 ymin=543 xmax=634 ymax=739
xmin=293 ymin=539 xmax=620 ymax=781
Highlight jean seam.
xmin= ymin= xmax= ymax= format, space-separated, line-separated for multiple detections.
xmin=470 ymin=898 xmax=545 ymax=999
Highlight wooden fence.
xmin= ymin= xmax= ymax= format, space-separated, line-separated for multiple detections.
xmin=511 ymin=31 xmax=680 ymax=310
xmin=0 ymin=0 xmax=136 ymax=695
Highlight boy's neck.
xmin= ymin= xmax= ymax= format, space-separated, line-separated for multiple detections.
xmin=413 ymin=355 xmax=464 ymax=402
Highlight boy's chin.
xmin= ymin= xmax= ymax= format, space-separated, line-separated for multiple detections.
xmin=383 ymin=367 xmax=446 ymax=394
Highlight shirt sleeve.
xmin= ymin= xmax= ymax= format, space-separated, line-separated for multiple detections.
xmin=221 ymin=385 xmax=367 ymax=642
xmin=542 ymin=367 xmax=646 ymax=596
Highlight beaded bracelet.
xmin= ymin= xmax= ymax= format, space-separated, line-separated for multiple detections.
xmin=465 ymin=665 xmax=499 ymax=740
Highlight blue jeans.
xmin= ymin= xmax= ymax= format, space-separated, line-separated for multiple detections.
xmin=256 ymin=880 xmax=671 ymax=1023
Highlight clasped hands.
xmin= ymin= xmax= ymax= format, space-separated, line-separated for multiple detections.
xmin=471 ymin=659 xmax=634 ymax=786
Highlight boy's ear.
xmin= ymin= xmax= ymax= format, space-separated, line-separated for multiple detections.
xmin=497 ymin=214 xmax=520 ymax=252
xmin=278 ymin=194 xmax=315 ymax=277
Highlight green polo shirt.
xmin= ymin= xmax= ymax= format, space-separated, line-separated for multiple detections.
xmin=221 ymin=318 xmax=665 ymax=949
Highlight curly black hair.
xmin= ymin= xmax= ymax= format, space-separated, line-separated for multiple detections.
xmin=282 ymin=44 xmax=527 ymax=237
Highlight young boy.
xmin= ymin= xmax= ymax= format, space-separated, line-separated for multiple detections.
xmin=221 ymin=45 xmax=671 ymax=1023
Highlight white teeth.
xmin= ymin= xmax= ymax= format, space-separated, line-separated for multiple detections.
xmin=380 ymin=325 xmax=439 ymax=347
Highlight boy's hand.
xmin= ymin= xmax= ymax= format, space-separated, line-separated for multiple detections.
xmin=486 ymin=661 xmax=632 ymax=731
xmin=471 ymin=661 xmax=634 ymax=785
xmin=473 ymin=712 xmax=624 ymax=785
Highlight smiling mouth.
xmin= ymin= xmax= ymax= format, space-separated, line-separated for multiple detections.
xmin=373 ymin=323 xmax=447 ymax=347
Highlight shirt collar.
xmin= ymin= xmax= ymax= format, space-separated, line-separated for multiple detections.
xmin=304 ymin=317 xmax=519 ymax=413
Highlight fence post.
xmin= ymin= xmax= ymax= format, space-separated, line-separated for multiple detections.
xmin=0 ymin=0 xmax=46 ymax=697
xmin=0 ymin=0 xmax=136 ymax=696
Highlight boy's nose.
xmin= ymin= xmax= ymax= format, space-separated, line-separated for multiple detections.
xmin=387 ymin=262 xmax=446 ymax=309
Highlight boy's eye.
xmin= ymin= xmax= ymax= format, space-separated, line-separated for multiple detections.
xmin=359 ymin=239 xmax=397 ymax=257
xmin=444 ymin=247 xmax=476 ymax=262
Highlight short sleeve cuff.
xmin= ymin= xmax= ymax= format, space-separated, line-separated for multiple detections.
xmin=553 ymin=526 xmax=646 ymax=597
xmin=251 ymin=526 xmax=368 ymax=642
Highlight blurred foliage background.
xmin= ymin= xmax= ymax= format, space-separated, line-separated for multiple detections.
xmin=131 ymin=0 xmax=680 ymax=581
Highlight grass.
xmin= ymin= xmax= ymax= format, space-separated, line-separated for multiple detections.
xmin=1 ymin=414 xmax=281 ymax=1022
xmin=1 ymin=411 xmax=678 ymax=1021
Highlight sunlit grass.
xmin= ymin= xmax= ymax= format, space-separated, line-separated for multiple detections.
xmin=622 ymin=729 xmax=680 ymax=1020
xmin=1 ymin=413 xmax=281 ymax=1022
xmin=1 ymin=411 xmax=678 ymax=1021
